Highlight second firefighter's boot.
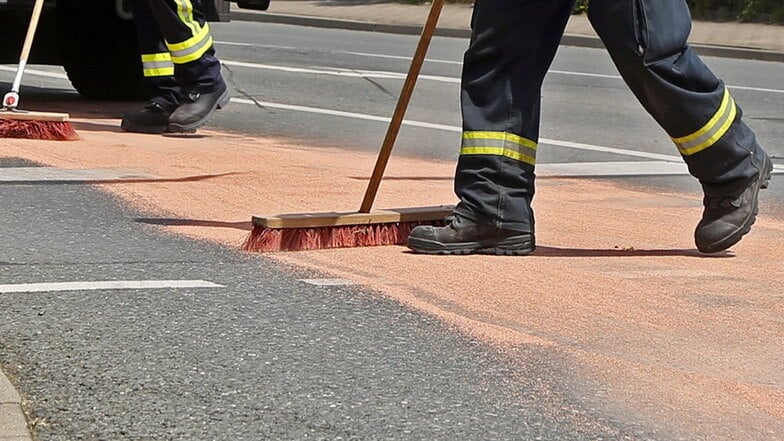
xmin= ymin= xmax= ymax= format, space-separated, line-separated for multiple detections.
xmin=695 ymin=154 xmax=773 ymax=253
xmin=121 ymin=102 xmax=173 ymax=134
xmin=168 ymin=82 xmax=230 ymax=133
xmin=407 ymin=214 xmax=535 ymax=255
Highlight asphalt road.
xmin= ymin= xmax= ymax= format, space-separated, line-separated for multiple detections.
xmin=1 ymin=19 xmax=783 ymax=440
xmin=0 ymin=157 xmax=653 ymax=440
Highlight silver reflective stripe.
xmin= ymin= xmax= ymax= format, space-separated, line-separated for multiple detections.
xmin=142 ymin=60 xmax=174 ymax=70
xmin=673 ymin=89 xmax=737 ymax=156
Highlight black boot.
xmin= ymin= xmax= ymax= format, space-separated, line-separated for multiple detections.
xmin=695 ymin=154 xmax=773 ymax=253
xmin=121 ymin=102 xmax=172 ymax=134
xmin=407 ymin=214 xmax=535 ymax=255
xmin=167 ymin=82 xmax=230 ymax=133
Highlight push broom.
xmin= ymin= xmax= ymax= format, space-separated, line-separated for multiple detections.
xmin=0 ymin=0 xmax=77 ymax=140
xmin=242 ymin=0 xmax=453 ymax=252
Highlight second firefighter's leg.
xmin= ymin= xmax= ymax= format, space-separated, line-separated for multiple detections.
xmin=589 ymin=0 xmax=772 ymax=253
xmin=407 ymin=0 xmax=575 ymax=255
xmin=144 ymin=0 xmax=230 ymax=132
xmin=121 ymin=0 xmax=181 ymax=134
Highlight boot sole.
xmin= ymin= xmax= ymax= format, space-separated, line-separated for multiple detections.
xmin=697 ymin=155 xmax=773 ymax=253
xmin=167 ymin=88 xmax=231 ymax=133
xmin=407 ymin=235 xmax=535 ymax=256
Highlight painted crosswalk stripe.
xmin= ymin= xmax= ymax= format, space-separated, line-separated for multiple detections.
xmin=0 ymin=280 xmax=224 ymax=294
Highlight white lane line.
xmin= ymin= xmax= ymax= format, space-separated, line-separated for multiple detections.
xmin=221 ymin=59 xmax=459 ymax=83
xmin=0 ymin=167 xmax=155 ymax=182
xmin=5 ymin=63 xmax=781 ymax=169
xmin=222 ymin=59 xmax=784 ymax=94
xmin=216 ymin=42 xmax=784 ymax=92
xmin=0 ymin=280 xmax=224 ymax=294
xmin=0 ymin=65 xmax=68 ymax=80
xmin=299 ymin=279 xmax=356 ymax=286
xmin=214 ymin=40 xmax=463 ymax=65
xmin=4 ymin=57 xmax=783 ymax=94
xmin=233 ymin=97 xmax=784 ymax=172
xmin=538 ymin=161 xmax=690 ymax=176
xmin=232 ymin=97 xmax=684 ymax=162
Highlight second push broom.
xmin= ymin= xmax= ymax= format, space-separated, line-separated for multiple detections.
xmin=242 ymin=0 xmax=453 ymax=252
xmin=0 ymin=0 xmax=76 ymax=140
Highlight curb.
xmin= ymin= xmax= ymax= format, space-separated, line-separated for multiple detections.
xmin=231 ymin=11 xmax=784 ymax=63
xmin=0 ymin=369 xmax=32 ymax=441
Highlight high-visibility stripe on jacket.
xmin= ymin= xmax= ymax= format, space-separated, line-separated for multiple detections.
xmin=166 ymin=23 xmax=213 ymax=64
xmin=141 ymin=52 xmax=175 ymax=77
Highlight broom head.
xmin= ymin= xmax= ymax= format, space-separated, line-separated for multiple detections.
xmin=0 ymin=109 xmax=78 ymax=141
xmin=243 ymin=205 xmax=454 ymax=252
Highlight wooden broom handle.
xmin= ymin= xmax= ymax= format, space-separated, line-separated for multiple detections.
xmin=359 ymin=0 xmax=445 ymax=213
xmin=20 ymin=0 xmax=46 ymax=63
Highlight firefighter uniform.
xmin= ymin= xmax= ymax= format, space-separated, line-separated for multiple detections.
xmin=123 ymin=0 xmax=228 ymax=133
xmin=409 ymin=0 xmax=772 ymax=255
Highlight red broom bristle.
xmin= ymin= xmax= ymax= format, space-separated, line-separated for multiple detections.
xmin=0 ymin=118 xmax=78 ymax=141
xmin=242 ymin=220 xmax=446 ymax=252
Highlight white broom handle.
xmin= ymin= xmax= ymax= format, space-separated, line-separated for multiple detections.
xmin=11 ymin=0 xmax=46 ymax=93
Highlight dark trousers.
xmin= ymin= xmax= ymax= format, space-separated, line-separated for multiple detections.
xmin=454 ymin=0 xmax=768 ymax=233
xmin=132 ymin=0 xmax=223 ymax=110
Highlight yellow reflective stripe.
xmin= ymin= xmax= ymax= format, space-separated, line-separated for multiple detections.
xmin=460 ymin=131 xmax=538 ymax=166
xmin=175 ymin=0 xmax=199 ymax=35
xmin=460 ymin=146 xmax=536 ymax=166
xmin=170 ymin=35 xmax=213 ymax=64
xmin=463 ymin=131 xmax=537 ymax=149
xmin=166 ymin=22 xmax=210 ymax=52
xmin=141 ymin=53 xmax=174 ymax=77
xmin=141 ymin=52 xmax=172 ymax=63
xmin=143 ymin=67 xmax=175 ymax=77
xmin=672 ymin=89 xmax=737 ymax=156
xmin=678 ymin=99 xmax=737 ymax=156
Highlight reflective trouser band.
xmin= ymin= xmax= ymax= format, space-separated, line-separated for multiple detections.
xmin=166 ymin=23 xmax=213 ymax=64
xmin=672 ymin=88 xmax=737 ymax=156
xmin=141 ymin=53 xmax=174 ymax=77
xmin=460 ymin=131 xmax=538 ymax=166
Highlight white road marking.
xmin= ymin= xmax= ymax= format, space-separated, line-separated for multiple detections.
xmin=222 ymin=58 xmax=784 ymax=94
xmin=221 ymin=59 xmax=459 ymax=83
xmin=298 ymin=279 xmax=356 ymax=286
xmin=4 ymin=53 xmax=783 ymax=94
xmin=0 ymin=167 xmax=155 ymax=182
xmin=231 ymin=97 xmax=784 ymax=172
xmin=537 ymin=161 xmax=690 ymax=177
xmin=0 ymin=65 xmax=68 ymax=80
xmin=231 ymin=97 xmax=684 ymax=162
xmin=214 ymin=42 xmax=784 ymax=92
xmin=4 ymin=63 xmax=782 ymax=172
xmin=0 ymin=280 xmax=224 ymax=294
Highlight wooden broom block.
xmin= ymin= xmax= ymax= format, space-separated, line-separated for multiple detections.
xmin=253 ymin=205 xmax=454 ymax=229
xmin=0 ymin=110 xmax=70 ymax=122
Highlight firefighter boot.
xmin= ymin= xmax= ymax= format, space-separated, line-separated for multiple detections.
xmin=121 ymin=102 xmax=173 ymax=134
xmin=695 ymin=155 xmax=773 ymax=253
xmin=167 ymin=82 xmax=230 ymax=133
xmin=407 ymin=214 xmax=535 ymax=255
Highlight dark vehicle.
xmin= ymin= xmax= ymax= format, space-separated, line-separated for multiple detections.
xmin=0 ymin=0 xmax=230 ymax=100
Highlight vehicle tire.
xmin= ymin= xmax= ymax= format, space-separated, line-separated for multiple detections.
xmin=237 ymin=0 xmax=270 ymax=11
xmin=55 ymin=1 xmax=149 ymax=100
